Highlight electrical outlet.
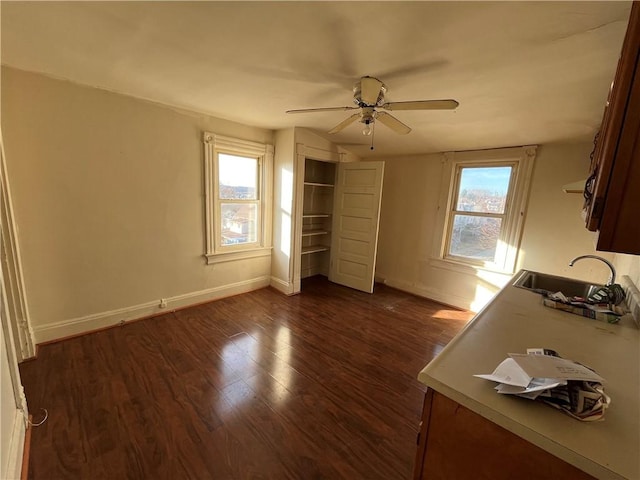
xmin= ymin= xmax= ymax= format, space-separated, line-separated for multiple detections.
xmin=159 ymin=298 xmax=167 ymax=309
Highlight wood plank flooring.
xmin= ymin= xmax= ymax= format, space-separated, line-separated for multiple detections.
xmin=19 ymin=276 xmax=473 ymax=480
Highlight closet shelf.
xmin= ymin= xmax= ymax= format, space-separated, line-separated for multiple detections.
xmin=304 ymin=182 xmax=334 ymax=188
xmin=302 ymin=229 xmax=329 ymax=237
xmin=301 ymin=245 xmax=330 ymax=255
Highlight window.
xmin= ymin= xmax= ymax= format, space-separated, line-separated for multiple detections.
xmin=203 ymin=133 xmax=273 ymax=264
xmin=218 ymin=153 xmax=259 ymax=246
xmin=434 ymin=146 xmax=536 ymax=273
xmin=448 ymin=165 xmax=512 ymax=262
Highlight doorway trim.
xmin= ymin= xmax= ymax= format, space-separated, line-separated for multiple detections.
xmin=1 ymin=133 xmax=36 ymax=360
xmin=292 ymin=144 xmax=343 ymax=294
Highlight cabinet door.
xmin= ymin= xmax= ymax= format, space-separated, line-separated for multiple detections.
xmin=329 ymin=161 xmax=384 ymax=293
xmin=416 ymin=390 xmax=596 ymax=480
xmin=584 ymin=2 xmax=640 ymax=238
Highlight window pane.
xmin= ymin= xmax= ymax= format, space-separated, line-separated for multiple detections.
xmin=455 ymin=166 xmax=512 ymax=214
xmin=449 ymin=214 xmax=502 ymax=261
xmin=220 ymin=203 xmax=258 ymax=245
xmin=219 ymin=154 xmax=258 ymax=200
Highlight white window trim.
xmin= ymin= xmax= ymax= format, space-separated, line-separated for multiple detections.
xmin=203 ymin=132 xmax=273 ymax=265
xmin=431 ymin=145 xmax=537 ymax=274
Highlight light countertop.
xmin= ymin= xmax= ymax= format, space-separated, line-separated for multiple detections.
xmin=418 ymin=271 xmax=639 ymax=480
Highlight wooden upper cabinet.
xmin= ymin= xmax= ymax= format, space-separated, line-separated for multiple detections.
xmin=584 ymin=2 xmax=640 ymax=254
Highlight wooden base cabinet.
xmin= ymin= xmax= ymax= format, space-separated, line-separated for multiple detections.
xmin=413 ymin=390 xmax=594 ymax=480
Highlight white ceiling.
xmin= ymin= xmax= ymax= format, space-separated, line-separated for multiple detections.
xmin=0 ymin=1 xmax=633 ymax=157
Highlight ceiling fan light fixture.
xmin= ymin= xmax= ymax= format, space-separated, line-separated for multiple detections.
xmin=362 ymin=120 xmax=373 ymax=136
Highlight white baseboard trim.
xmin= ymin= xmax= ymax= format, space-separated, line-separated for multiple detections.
xmin=33 ymin=276 xmax=271 ymax=344
xmin=381 ymin=277 xmax=472 ymax=311
xmin=3 ymin=409 xmax=25 ymax=480
xmin=270 ymin=276 xmax=295 ymax=295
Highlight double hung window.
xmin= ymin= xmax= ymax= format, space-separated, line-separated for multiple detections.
xmin=217 ymin=153 xmax=260 ymax=246
xmin=203 ymin=133 xmax=273 ymax=264
xmin=435 ymin=146 xmax=536 ymax=273
xmin=447 ymin=164 xmax=514 ymax=263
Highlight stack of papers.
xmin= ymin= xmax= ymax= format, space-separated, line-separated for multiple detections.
xmin=475 ymin=350 xmax=610 ymax=421
xmin=475 ymin=351 xmax=604 ymax=399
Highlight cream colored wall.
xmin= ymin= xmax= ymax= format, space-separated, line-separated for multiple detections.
xmin=271 ymin=127 xmax=361 ymax=294
xmin=371 ymin=152 xmax=483 ymax=308
xmin=371 ymin=143 xmax=609 ymax=311
xmin=373 ymin=152 xmax=441 ymax=283
xmin=614 ymin=254 xmax=640 ymax=288
xmin=1 ymin=67 xmax=274 ymax=342
xmin=518 ymin=143 xmax=614 ymax=283
xmin=295 ymin=128 xmax=336 ymax=153
xmin=271 ymin=128 xmax=296 ymax=293
xmin=293 ymin=128 xmax=360 ymax=162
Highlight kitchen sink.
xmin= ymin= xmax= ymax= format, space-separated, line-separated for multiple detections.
xmin=512 ymin=270 xmax=602 ymax=299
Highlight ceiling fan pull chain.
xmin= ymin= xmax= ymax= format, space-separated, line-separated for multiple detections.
xmin=370 ymin=122 xmax=376 ymax=151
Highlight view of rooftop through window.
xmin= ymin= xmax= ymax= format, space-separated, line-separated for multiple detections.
xmin=449 ymin=166 xmax=512 ymax=261
xmin=218 ymin=153 xmax=259 ymax=245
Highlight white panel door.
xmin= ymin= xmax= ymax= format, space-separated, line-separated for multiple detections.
xmin=329 ymin=161 xmax=384 ymax=293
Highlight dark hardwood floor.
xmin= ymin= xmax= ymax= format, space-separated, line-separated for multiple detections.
xmin=19 ymin=276 xmax=473 ymax=480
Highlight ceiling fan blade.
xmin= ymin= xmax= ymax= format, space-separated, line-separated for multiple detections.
xmin=375 ymin=112 xmax=411 ymax=135
xmin=381 ymin=99 xmax=459 ymax=111
xmin=328 ymin=113 xmax=361 ymax=134
xmin=360 ymin=76 xmax=383 ymax=105
xmin=374 ymin=60 xmax=449 ymax=83
xmin=286 ymin=106 xmax=358 ymax=114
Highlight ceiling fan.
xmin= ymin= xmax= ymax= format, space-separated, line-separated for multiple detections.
xmin=286 ymin=76 xmax=459 ymax=137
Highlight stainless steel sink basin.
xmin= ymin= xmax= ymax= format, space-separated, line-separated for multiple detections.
xmin=512 ymin=270 xmax=602 ymax=299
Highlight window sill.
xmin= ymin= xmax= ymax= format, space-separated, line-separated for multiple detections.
xmin=205 ymin=247 xmax=272 ymax=265
xmin=429 ymin=257 xmax=514 ymax=276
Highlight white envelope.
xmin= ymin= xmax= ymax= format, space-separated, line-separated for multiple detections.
xmin=507 ymin=353 xmax=605 ymax=383
xmin=474 ymin=358 xmax=532 ymax=387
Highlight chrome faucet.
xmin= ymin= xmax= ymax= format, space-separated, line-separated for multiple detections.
xmin=569 ymin=255 xmax=616 ymax=286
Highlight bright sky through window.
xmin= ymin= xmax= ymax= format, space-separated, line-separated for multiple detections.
xmin=219 ymin=153 xmax=257 ymax=187
xmin=459 ymin=166 xmax=512 ymax=195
